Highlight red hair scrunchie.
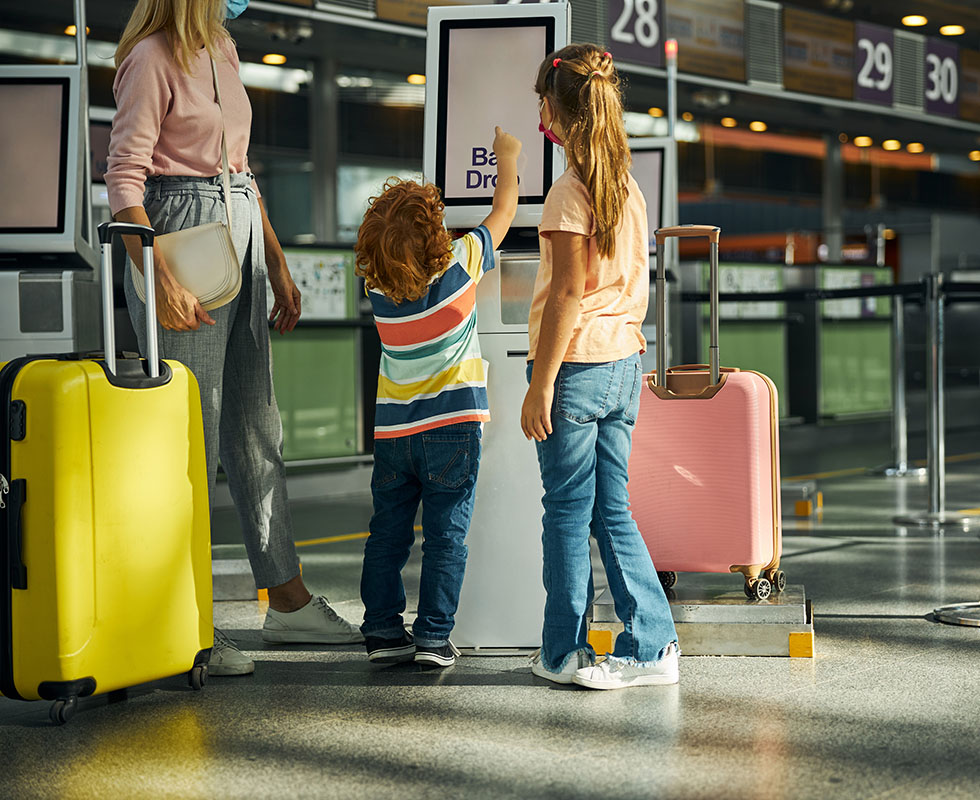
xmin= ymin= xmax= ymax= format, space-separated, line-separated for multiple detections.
xmin=553 ymin=58 xmax=562 ymax=68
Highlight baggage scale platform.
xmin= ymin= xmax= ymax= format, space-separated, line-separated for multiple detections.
xmin=589 ymin=579 xmax=815 ymax=658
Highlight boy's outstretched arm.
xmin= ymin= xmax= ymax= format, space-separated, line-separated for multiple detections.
xmin=480 ymin=126 xmax=521 ymax=250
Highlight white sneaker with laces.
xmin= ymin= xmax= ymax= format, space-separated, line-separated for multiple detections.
xmin=572 ymin=644 xmax=679 ymax=690
xmin=530 ymin=649 xmax=594 ymax=684
xmin=262 ymin=595 xmax=365 ymax=644
xmin=208 ymin=629 xmax=255 ymax=676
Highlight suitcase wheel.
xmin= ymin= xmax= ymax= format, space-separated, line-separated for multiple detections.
xmin=766 ymin=569 xmax=787 ymax=593
xmin=189 ymin=664 xmax=208 ymax=691
xmin=744 ymin=577 xmax=772 ymax=601
xmin=657 ymin=571 xmax=677 ymax=591
xmin=49 ymin=697 xmax=77 ymax=726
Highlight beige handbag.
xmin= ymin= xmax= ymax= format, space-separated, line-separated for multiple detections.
xmin=132 ymin=56 xmax=242 ymax=311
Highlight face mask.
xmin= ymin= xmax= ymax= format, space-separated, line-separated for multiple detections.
xmin=537 ymin=97 xmax=564 ymax=146
xmin=539 ymin=122 xmax=564 ymax=147
xmin=226 ymin=0 xmax=249 ymax=20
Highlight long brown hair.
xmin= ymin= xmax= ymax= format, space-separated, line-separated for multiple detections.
xmin=355 ymin=179 xmax=454 ymax=304
xmin=115 ymin=0 xmax=230 ymax=74
xmin=535 ymin=44 xmax=631 ymax=259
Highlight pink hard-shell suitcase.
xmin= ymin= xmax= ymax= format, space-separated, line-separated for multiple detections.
xmin=628 ymin=225 xmax=784 ymax=600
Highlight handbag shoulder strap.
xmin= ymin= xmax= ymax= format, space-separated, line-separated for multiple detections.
xmin=210 ymin=55 xmax=233 ymax=231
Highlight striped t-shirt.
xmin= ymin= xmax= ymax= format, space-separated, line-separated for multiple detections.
xmin=369 ymin=225 xmax=495 ymax=439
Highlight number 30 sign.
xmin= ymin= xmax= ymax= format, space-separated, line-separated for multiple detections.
xmin=608 ymin=0 xmax=665 ymax=68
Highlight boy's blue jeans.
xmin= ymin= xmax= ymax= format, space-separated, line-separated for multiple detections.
xmin=360 ymin=422 xmax=481 ymax=647
xmin=528 ymin=354 xmax=678 ymax=672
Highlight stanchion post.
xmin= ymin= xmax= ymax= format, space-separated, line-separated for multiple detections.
xmin=894 ymin=274 xmax=974 ymax=529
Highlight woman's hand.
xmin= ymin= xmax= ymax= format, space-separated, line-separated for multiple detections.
xmin=268 ymin=265 xmax=302 ymax=334
xmin=155 ymin=270 xmax=216 ymax=331
xmin=521 ymin=381 xmax=554 ymax=442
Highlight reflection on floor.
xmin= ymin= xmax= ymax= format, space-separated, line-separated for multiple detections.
xmin=3 ymin=435 xmax=980 ymax=799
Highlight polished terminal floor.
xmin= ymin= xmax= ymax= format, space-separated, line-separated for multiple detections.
xmin=3 ymin=424 xmax=980 ymax=799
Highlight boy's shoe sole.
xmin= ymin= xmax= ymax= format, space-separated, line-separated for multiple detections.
xmin=368 ymin=644 xmax=416 ymax=664
xmin=530 ymin=660 xmax=575 ymax=684
xmin=414 ymin=650 xmax=456 ymax=667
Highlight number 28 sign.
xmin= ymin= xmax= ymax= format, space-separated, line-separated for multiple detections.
xmin=607 ymin=0 xmax=665 ymax=68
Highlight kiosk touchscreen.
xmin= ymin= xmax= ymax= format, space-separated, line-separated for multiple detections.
xmin=424 ymin=3 xmax=568 ymax=229
xmin=423 ymin=3 xmax=569 ymax=649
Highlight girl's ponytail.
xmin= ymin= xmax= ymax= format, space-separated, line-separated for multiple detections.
xmin=535 ymin=45 xmax=631 ymax=259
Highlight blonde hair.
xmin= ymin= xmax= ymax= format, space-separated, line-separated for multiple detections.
xmin=535 ymin=44 xmax=631 ymax=259
xmin=115 ymin=0 xmax=231 ymax=74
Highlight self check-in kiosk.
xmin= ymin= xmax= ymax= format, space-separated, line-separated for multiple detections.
xmin=0 ymin=36 xmax=100 ymax=360
xmin=423 ymin=2 xmax=569 ymax=648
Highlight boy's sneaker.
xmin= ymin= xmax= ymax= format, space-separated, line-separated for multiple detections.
xmin=414 ymin=641 xmax=461 ymax=668
xmin=572 ymin=644 xmax=679 ymax=690
xmin=365 ymin=630 xmax=416 ymax=664
xmin=530 ymin=649 xmax=593 ymax=685
xmin=262 ymin=595 xmax=365 ymax=644
xmin=208 ymin=629 xmax=255 ymax=677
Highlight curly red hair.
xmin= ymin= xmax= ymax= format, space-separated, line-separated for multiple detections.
xmin=355 ymin=179 xmax=453 ymax=304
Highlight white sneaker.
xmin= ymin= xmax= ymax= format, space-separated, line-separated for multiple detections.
xmin=262 ymin=595 xmax=365 ymax=644
xmin=530 ymin=649 xmax=594 ymax=684
xmin=208 ymin=629 xmax=255 ymax=676
xmin=572 ymin=644 xmax=679 ymax=690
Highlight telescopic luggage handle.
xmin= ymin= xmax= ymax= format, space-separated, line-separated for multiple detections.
xmin=97 ymin=222 xmax=159 ymax=379
xmin=654 ymin=224 xmax=722 ymax=388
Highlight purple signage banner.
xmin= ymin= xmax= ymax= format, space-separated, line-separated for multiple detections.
xmin=607 ymin=0 xmax=665 ymax=69
xmin=854 ymin=22 xmax=893 ymax=106
xmin=926 ymin=39 xmax=960 ymax=117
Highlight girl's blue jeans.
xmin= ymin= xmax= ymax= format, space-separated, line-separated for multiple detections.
xmin=528 ymin=353 xmax=678 ymax=671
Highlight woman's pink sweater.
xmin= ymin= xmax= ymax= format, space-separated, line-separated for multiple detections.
xmin=106 ymin=31 xmax=259 ymax=215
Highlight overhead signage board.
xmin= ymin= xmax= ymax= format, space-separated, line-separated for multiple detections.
xmin=854 ymin=22 xmax=894 ymax=107
xmin=665 ymin=0 xmax=745 ymax=82
xmin=783 ymin=8 xmax=854 ymax=100
xmin=925 ymin=38 xmax=960 ymax=118
xmin=607 ymin=0 xmax=665 ymax=68
xmin=960 ymin=49 xmax=980 ymax=123
xmin=377 ymin=0 xmax=477 ymax=28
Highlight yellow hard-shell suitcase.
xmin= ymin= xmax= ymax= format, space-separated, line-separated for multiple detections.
xmin=0 ymin=222 xmax=213 ymax=724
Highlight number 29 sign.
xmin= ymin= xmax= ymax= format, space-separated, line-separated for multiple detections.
xmin=855 ymin=22 xmax=893 ymax=106
xmin=608 ymin=0 xmax=665 ymax=68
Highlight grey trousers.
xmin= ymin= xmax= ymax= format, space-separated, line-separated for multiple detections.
xmin=124 ymin=174 xmax=300 ymax=589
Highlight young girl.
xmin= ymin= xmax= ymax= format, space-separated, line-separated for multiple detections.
xmin=355 ymin=127 xmax=521 ymax=668
xmin=522 ymin=45 xmax=679 ymax=690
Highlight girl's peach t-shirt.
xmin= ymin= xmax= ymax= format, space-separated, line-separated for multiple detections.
xmin=528 ymin=168 xmax=650 ymax=363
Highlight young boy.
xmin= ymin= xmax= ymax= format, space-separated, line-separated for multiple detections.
xmin=355 ymin=126 xmax=521 ymax=667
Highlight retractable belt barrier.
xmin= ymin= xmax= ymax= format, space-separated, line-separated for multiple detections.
xmin=679 ymin=278 xmax=980 ymax=530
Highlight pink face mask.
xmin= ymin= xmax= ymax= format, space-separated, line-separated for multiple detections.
xmin=538 ymin=97 xmax=564 ymax=146
xmin=538 ymin=122 xmax=564 ymax=146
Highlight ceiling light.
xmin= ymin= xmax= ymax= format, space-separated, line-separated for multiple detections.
xmin=720 ymin=117 xmax=737 ymax=128
xmin=882 ymin=140 xmax=901 ymax=151
xmin=648 ymin=107 xmax=664 ymax=117
xmin=749 ymin=121 xmax=767 ymax=132
xmin=407 ymin=74 xmax=426 ymax=85
xmin=970 ymin=150 xmax=980 ymax=161
xmin=262 ymin=53 xmax=287 ymax=65
xmin=64 ymin=25 xmax=90 ymax=36
xmin=907 ymin=142 xmax=925 ymax=153
xmin=838 ymin=133 xmax=849 ymax=143
xmin=854 ymin=136 xmax=873 ymax=147
xmin=940 ymin=25 xmax=965 ymax=36
xmin=682 ymin=111 xmax=694 ymax=122
xmin=883 ymin=229 xmax=897 ymax=240
xmin=902 ymin=15 xmax=928 ymax=27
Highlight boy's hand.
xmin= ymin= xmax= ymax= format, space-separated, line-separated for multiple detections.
xmin=493 ymin=126 xmax=522 ymax=161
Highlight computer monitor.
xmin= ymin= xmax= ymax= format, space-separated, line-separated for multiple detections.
xmin=0 ymin=65 xmax=96 ymax=268
xmin=630 ymin=137 xmax=677 ymax=254
xmin=423 ymin=3 xmax=569 ymax=230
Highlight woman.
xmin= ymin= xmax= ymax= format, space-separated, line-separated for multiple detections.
xmin=105 ymin=0 xmax=362 ymax=676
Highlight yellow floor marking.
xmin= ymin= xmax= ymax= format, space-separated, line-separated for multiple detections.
xmin=294 ymin=525 xmax=423 ymax=549
xmin=785 ymin=466 xmax=867 ymax=482
xmin=958 ymin=508 xmax=980 ymax=515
